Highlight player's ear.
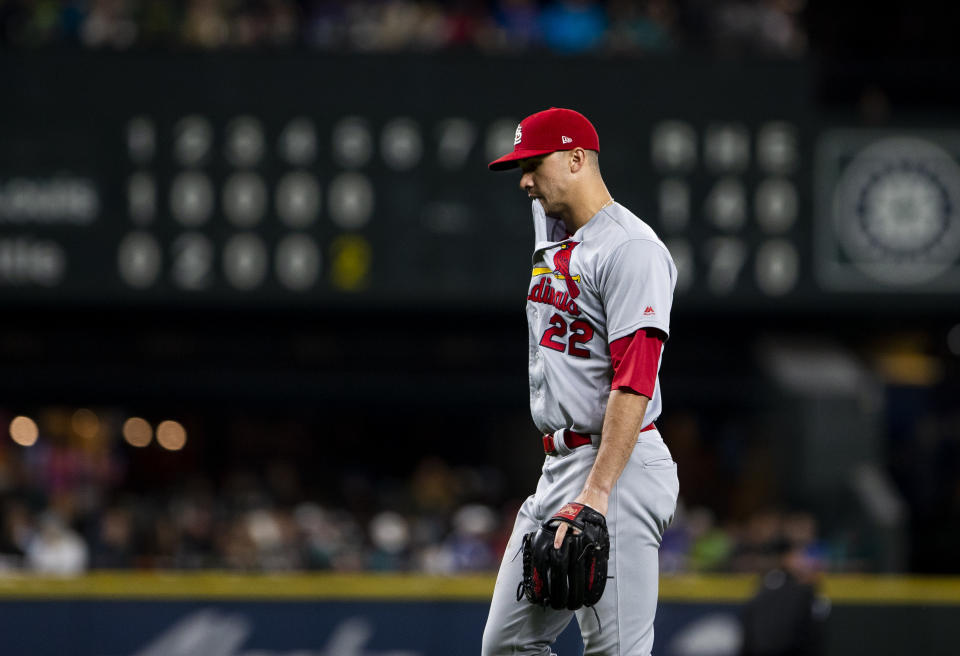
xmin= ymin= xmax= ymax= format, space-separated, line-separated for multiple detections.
xmin=568 ymin=148 xmax=587 ymax=173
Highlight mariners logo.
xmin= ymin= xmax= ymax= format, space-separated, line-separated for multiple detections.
xmin=833 ymin=136 xmax=960 ymax=285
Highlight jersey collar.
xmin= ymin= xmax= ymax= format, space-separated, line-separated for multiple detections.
xmin=531 ymin=201 xmax=616 ymax=254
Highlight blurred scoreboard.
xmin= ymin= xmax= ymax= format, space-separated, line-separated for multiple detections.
xmin=1 ymin=53 xmax=958 ymax=315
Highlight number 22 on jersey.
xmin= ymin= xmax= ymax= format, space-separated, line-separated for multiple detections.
xmin=539 ymin=313 xmax=594 ymax=358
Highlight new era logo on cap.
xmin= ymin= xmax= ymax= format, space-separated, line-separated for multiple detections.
xmin=488 ymin=108 xmax=600 ymax=171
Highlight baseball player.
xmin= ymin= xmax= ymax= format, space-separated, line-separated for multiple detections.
xmin=482 ymin=108 xmax=680 ymax=656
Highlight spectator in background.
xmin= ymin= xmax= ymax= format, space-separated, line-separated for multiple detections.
xmin=302 ymin=0 xmax=347 ymax=49
xmin=25 ymin=511 xmax=88 ymax=575
xmin=182 ymin=0 xmax=229 ymax=48
xmin=91 ymin=504 xmax=134 ymax=568
xmin=170 ymin=492 xmax=216 ymax=568
xmin=231 ymin=1 xmax=270 ymax=47
xmin=539 ymin=0 xmax=607 ymax=53
xmin=81 ymin=0 xmax=137 ymax=49
xmin=366 ymin=1 xmax=421 ymax=51
xmin=739 ymin=536 xmax=829 ymax=656
xmin=756 ymin=0 xmax=806 ymax=56
xmin=244 ymin=508 xmax=301 ymax=570
xmin=733 ymin=508 xmax=785 ymax=573
xmin=782 ymin=511 xmax=828 ymax=571
xmin=367 ymin=510 xmax=411 ymax=570
xmin=263 ymin=0 xmax=300 ymax=46
xmin=0 ymin=499 xmax=32 ymax=569
xmin=490 ymin=0 xmax=541 ymax=50
xmin=606 ymin=0 xmax=676 ymax=54
xmin=688 ymin=506 xmax=736 ymax=571
xmin=712 ymin=0 xmax=807 ymax=57
xmin=445 ymin=0 xmax=487 ymax=49
xmin=445 ymin=503 xmax=497 ymax=571
xmin=294 ymin=502 xmax=366 ymax=571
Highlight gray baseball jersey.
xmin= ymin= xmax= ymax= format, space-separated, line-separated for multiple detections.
xmin=527 ymin=199 xmax=676 ymax=436
xmin=483 ymin=200 xmax=680 ymax=656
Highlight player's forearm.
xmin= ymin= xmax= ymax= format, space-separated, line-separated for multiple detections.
xmin=583 ymin=389 xmax=650 ymax=497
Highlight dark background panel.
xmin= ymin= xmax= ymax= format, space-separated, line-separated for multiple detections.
xmin=3 ymin=53 xmax=959 ymax=316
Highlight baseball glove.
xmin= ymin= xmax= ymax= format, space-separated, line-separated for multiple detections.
xmin=517 ymin=502 xmax=610 ymax=611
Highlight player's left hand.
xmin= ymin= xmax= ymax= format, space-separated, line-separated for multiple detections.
xmin=554 ymin=488 xmax=608 ymax=548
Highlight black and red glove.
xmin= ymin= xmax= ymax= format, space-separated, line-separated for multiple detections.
xmin=518 ymin=502 xmax=610 ymax=610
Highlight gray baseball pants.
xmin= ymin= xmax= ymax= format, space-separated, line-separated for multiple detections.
xmin=481 ymin=429 xmax=679 ymax=656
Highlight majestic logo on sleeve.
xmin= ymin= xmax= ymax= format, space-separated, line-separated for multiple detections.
xmin=529 ymin=242 xmax=582 ymax=315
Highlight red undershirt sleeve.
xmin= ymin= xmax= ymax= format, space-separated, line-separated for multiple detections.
xmin=609 ymin=328 xmax=665 ymax=399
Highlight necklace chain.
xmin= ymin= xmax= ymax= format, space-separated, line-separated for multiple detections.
xmin=598 ymin=197 xmax=615 ymax=212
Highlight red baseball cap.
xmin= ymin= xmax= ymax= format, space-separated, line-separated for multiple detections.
xmin=488 ymin=107 xmax=599 ymax=171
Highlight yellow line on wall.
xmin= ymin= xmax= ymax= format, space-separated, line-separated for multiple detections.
xmin=659 ymin=574 xmax=960 ymax=604
xmin=0 ymin=573 xmax=494 ymax=601
xmin=659 ymin=574 xmax=756 ymax=601
xmin=0 ymin=573 xmax=958 ymax=604
xmin=821 ymin=575 xmax=960 ymax=604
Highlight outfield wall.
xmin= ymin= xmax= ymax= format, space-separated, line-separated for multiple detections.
xmin=0 ymin=574 xmax=957 ymax=655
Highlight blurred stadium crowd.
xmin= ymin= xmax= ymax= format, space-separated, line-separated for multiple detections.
xmin=0 ymin=0 xmax=807 ymax=56
xmin=1 ymin=407 xmax=840 ymax=576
